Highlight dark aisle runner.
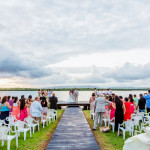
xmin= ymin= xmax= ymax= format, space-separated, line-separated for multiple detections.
xmin=47 ymin=107 xmax=100 ymax=150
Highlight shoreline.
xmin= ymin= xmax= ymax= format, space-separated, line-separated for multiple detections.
xmin=0 ymin=88 xmax=149 ymax=91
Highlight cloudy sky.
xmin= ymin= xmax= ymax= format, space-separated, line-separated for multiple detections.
xmin=0 ymin=0 xmax=150 ymax=88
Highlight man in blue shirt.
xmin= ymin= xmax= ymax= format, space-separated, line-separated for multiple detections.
xmin=30 ymin=97 xmax=43 ymax=128
xmin=143 ymin=90 xmax=150 ymax=115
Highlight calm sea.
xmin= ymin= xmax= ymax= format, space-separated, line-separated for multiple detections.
xmin=0 ymin=90 xmax=148 ymax=102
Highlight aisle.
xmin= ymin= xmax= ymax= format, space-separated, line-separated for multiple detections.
xmin=47 ymin=107 xmax=100 ymax=150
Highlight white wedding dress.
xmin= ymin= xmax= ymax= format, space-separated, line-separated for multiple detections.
xmin=67 ymin=93 xmax=74 ymax=102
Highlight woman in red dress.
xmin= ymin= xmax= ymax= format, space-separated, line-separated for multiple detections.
xmin=124 ymin=97 xmax=131 ymax=121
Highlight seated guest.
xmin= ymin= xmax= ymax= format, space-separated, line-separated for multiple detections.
xmin=12 ymin=97 xmax=20 ymax=120
xmin=93 ymin=95 xmax=111 ymax=130
xmin=136 ymin=94 xmax=146 ymax=112
xmin=49 ymin=93 xmax=58 ymax=110
xmin=129 ymin=94 xmax=135 ymax=114
xmin=20 ymin=98 xmax=28 ymax=121
xmin=0 ymin=96 xmax=11 ymax=123
xmin=124 ymin=97 xmax=131 ymax=121
xmin=30 ymin=97 xmax=43 ymax=130
xmin=89 ymin=93 xmax=96 ymax=115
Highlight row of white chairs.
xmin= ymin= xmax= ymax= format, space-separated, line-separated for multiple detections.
xmin=90 ymin=110 xmax=150 ymax=139
xmin=0 ymin=109 xmax=57 ymax=150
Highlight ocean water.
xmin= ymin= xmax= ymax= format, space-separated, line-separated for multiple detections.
xmin=0 ymin=90 xmax=148 ymax=102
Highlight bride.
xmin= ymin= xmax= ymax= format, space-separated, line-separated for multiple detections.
xmin=67 ymin=90 xmax=74 ymax=102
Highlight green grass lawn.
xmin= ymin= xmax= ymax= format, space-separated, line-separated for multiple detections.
xmin=0 ymin=109 xmax=64 ymax=150
xmin=83 ymin=110 xmax=132 ymax=150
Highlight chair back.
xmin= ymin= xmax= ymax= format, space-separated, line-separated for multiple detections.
xmin=0 ymin=126 xmax=10 ymax=139
xmin=6 ymin=116 xmax=17 ymax=125
xmin=15 ymin=120 xmax=26 ymax=129
xmin=24 ymin=116 xmax=34 ymax=125
xmin=0 ymin=120 xmax=6 ymax=126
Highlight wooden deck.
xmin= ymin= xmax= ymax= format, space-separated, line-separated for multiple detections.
xmin=57 ymin=101 xmax=90 ymax=110
xmin=47 ymin=107 xmax=100 ymax=150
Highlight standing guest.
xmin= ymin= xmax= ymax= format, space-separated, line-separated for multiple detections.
xmin=112 ymin=93 xmax=115 ymax=102
xmin=26 ymin=95 xmax=32 ymax=117
xmin=108 ymin=88 xmax=112 ymax=95
xmin=74 ymin=88 xmax=79 ymax=103
xmin=0 ymin=96 xmax=11 ymax=123
xmin=97 ymin=90 xmax=100 ymax=97
xmin=89 ymin=93 xmax=96 ymax=118
xmin=94 ymin=88 xmax=97 ymax=97
xmin=0 ymin=97 xmax=1 ymax=118
xmin=113 ymin=96 xmax=125 ymax=133
xmin=119 ymin=96 xmax=124 ymax=103
xmin=7 ymin=96 xmax=15 ymax=115
xmin=30 ymin=97 xmax=43 ymax=130
xmin=93 ymin=95 xmax=111 ymax=130
xmin=134 ymin=95 xmax=139 ymax=108
xmin=20 ymin=98 xmax=28 ymax=121
xmin=124 ymin=97 xmax=131 ymax=121
xmin=109 ymin=96 xmax=113 ymax=102
xmin=129 ymin=94 xmax=135 ymax=114
xmin=19 ymin=95 xmax=25 ymax=102
xmin=12 ymin=97 xmax=20 ymax=120
xmin=48 ymin=89 xmax=53 ymax=98
xmin=49 ymin=93 xmax=58 ymax=110
xmin=108 ymin=97 xmax=115 ymax=120
xmin=38 ymin=89 xmax=42 ymax=97
xmin=143 ymin=90 xmax=150 ymax=115
xmin=137 ymin=94 xmax=146 ymax=112
xmin=41 ymin=96 xmax=48 ymax=115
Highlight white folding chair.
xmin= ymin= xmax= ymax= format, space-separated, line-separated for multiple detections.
xmin=24 ymin=116 xmax=39 ymax=134
xmin=15 ymin=120 xmax=32 ymax=141
xmin=0 ymin=126 xmax=18 ymax=150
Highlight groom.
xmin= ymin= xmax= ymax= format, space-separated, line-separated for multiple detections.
xmin=74 ymin=88 xmax=79 ymax=103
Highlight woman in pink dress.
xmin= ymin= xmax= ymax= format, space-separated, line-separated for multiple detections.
xmin=108 ymin=96 xmax=115 ymax=120
xmin=20 ymin=98 xmax=28 ymax=121
xmin=89 ymin=93 xmax=95 ymax=114
xmin=26 ymin=95 xmax=33 ymax=117
xmin=12 ymin=97 xmax=20 ymax=120
xmin=129 ymin=94 xmax=135 ymax=114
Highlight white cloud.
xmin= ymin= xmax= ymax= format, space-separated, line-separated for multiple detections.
xmin=0 ymin=0 xmax=150 ymax=87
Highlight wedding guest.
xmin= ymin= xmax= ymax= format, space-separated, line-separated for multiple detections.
xmin=108 ymin=97 xmax=115 ymax=120
xmin=137 ymin=94 xmax=146 ymax=112
xmin=124 ymin=97 xmax=131 ymax=121
xmin=26 ymin=95 xmax=32 ymax=117
xmin=41 ymin=96 xmax=48 ymax=115
xmin=143 ymin=90 xmax=150 ymax=115
xmin=20 ymin=98 xmax=28 ymax=121
xmin=134 ymin=95 xmax=139 ymax=108
xmin=94 ymin=88 xmax=97 ymax=96
xmin=30 ymin=97 xmax=43 ymax=129
xmin=113 ymin=96 xmax=125 ymax=132
xmin=12 ymin=97 xmax=20 ymax=120
xmin=108 ymin=88 xmax=112 ymax=95
xmin=38 ymin=89 xmax=42 ymax=97
xmin=129 ymin=94 xmax=135 ymax=114
xmin=0 ymin=96 xmax=11 ymax=123
xmin=112 ymin=93 xmax=115 ymax=102
xmin=48 ymin=89 xmax=52 ymax=98
xmin=93 ymin=95 xmax=111 ymax=130
xmin=89 ymin=93 xmax=96 ymax=118
xmin=119 ymin=96 xmax=124 ymax=103
xmin=109 ymin=96 xmax=113 ymax=102
xmin=49 ymin=93 xmax=58 ymax=110
xmin=7 ymin=96 xmax=14 ymax=115
xmin=19 ymin=95 xmax=25 ymax=102
xmin=97 ymin=90 xmax=100 ymax=97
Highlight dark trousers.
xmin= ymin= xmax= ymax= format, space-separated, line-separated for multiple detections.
xmin=147 ymin=108 xmax=150 ymax=116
